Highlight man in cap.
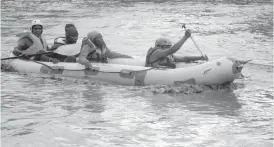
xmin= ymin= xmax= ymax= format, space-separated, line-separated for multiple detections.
xmin=145 ymin=29 xmax=208 ymax=69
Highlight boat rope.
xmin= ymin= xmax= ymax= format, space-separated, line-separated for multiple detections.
xmin=33 ymin=60 xmax=159 ymax=74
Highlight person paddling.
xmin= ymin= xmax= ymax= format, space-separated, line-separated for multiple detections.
xmin=145 ymin=29 xmax=208 ymax=69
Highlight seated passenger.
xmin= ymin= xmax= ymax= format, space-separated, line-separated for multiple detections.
xmin=49 ymin=24 xmax=79 ymax=51
xmin=13 ymin=20 xmax=76 ymax=63
xmin=77 ymin=31 xmax=132 ymax=68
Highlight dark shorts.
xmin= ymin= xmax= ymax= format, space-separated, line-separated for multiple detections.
xmin=47 ymin=53 xmax=68 ymax=61
xmin=34 ymin=53 xmax=76 ymax=62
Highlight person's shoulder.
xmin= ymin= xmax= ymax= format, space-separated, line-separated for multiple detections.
xmin=150 ymin=47 xmax=163 ymax=54
xmin=18 ymin=36 xmax=32 ymax=44
xmin=150 ymin=47 xmax=169 ymax=59
xmin=146 ymin=47 xmax=157 ymax=53
xmin=16 ymin=31 xmax=32 ymax=41
xmin=16 ymin=30 xmax=31 ymax=37
xmin=81 ymin=43 xmax=92 ymax=50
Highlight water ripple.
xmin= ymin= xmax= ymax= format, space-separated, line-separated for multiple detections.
xmin=1 ymin=1 xmax=273 ymax=147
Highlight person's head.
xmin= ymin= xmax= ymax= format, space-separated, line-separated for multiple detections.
xmin=65 ymin=24 xmax=79 ymax=44
xmin=87 ymin=31 xmax=106 ymax=49
xmin=30 ymin=20 xmax=43 ymax=37
xmin=155 ymin=37 xmax=172 ymax=50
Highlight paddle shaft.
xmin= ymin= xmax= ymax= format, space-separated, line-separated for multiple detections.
xmin=189 ymin=36 xmax=204 ymax=57
xmin=182 ymin=24 xmax=206 ymax=58
xmin=1 ymin=55 xmax=24 ymax=61
xmin=1 ymin=51 xmax=53 ymax=61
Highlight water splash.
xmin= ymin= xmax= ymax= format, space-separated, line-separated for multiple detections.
xmin=141 ymin=82 xmax=239 ymax=94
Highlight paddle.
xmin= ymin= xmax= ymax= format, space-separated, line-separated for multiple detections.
xmin=182 ymin=24 xmax=208 ymax=61
xmin=1 ymin=51 xmax=53 ymax=61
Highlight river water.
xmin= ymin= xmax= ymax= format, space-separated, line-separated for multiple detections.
xmin=1 ymin=0 xmax=273 ymax=147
